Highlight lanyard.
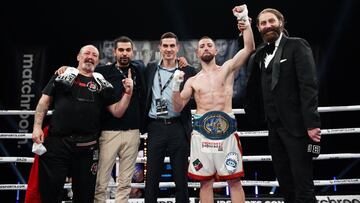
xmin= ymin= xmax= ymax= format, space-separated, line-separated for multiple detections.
xmin=157 ymin=66 xmax=176 ymax=97
xmin=116 ymin=65 xmax=136 ymax=86
xmin=117 ymin=68 xmax=127 ymax=78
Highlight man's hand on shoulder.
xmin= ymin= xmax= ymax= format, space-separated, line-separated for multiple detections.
xmin=177 ymin=57 xmax=189 ymax=68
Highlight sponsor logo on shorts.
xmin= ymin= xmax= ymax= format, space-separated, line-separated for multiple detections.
xmin=193 ymin=159 xmax=203 ymax=171
xmin=224 ymin=152 xmax=239 ymax=174
xmin=91 ymin=163 xmax=98 ymax=175
xmin=201 ymin=141 xmax=224 ymax=152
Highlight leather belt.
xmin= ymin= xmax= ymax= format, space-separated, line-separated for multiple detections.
xmin=149 ymin=117 xmax=180 ymax=125
xmin=76 ymin=140 xmax=97 ymax=147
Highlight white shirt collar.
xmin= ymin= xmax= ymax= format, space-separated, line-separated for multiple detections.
xmin=274 ymin=32 xmax=283 ymax=47
xmin=157 ymin=59 xmax=179 ymax=68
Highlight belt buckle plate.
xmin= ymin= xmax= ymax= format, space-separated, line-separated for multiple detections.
xmin=193 ymin=111 xmax=236 ymax=140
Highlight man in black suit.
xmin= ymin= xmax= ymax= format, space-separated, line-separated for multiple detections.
xmin=245 ymin=8 xmax=321 ymax=203
xmin=143 ymin=32 xmax=197 ymax=203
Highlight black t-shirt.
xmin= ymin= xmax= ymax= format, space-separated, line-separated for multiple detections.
xmin=43 ymin=74 xmax=116 ymax=136
xmin=96 ymin=62 xmax=145 ymax=131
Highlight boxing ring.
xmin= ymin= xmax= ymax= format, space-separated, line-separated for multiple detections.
xmin=1 ymin=105 xmax=360 ymax=202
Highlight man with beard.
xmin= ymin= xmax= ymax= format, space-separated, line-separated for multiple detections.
xmin=93 ymin=36 xmax=147 ymax=203
xmin=32 ymin=45 xmax=133 ymax=203
xmin=245 ymin=8 xmax=321 ymax=202
xmin=171 ymin=5 xmax=254 ymax=203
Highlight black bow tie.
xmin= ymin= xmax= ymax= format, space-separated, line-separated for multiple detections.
xmin=264 ymin=43 xmax=275 ymax=55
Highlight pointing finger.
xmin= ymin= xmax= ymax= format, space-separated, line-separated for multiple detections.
xmin=128 ymin=69 xmax=132 ymax=78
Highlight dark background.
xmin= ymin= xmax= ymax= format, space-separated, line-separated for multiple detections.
xmin=1 ymin=0 xmax=359 ymax=202
xmin=1 ymin=0 xmax=359 ymax=106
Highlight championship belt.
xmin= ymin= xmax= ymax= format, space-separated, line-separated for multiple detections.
xmin=193 ymin=111 xmax=237 ymax=140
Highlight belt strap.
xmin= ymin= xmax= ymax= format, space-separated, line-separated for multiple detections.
xmin=76 ymin=140 xmax=97 ymax=147
xmin=149 ymin=117 xmax=180 ymax=125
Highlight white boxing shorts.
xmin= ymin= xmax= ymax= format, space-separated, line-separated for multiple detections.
xmin=188 ymin=111 xmax=244 ymax=181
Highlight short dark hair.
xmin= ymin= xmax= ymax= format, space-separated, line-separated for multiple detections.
xmin=199 ymin=36 xmax=214 ymax=42
xmin=160 ymin=32 xmax=178 ymax=45
xmin=113 ymin=36 xmax=134 ymax=49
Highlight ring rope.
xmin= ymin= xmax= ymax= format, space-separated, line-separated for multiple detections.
xmin=1 ymin=178 xmax=359 ymax=190
xmin=1 ymin=127 xmax=359 ymax=139
xmin=1 ymin=104 xmax=360 ymax=116
xmin=2 ymin=153 xmax=360 ymax=164
xmin=1 ymin=106 xmax=359 ymax=195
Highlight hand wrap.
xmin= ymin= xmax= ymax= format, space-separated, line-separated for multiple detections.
xmin=233 ymin=4 xmax=249 ymax=25
xmin=172 ymin=70 xmax=184 ymax=91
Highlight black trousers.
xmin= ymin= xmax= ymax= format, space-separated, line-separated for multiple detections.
xmin=268 ymin=121 xmax=316 ymax=203
xmin=39 ymin=135 xmax=99 ymax=203
xmin=144 ymin=120 xmax=190 ymax=203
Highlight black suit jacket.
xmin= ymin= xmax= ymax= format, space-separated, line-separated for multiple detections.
xmin=245 ymin=35 xmax=321 ymax=137
xmin=144 ymin=61 xmax=197 ymax=140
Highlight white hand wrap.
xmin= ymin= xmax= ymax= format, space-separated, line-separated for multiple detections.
xmin=233 ymin=4 xmax=249 ymax=25
xmin=93 ymin=72 xmax=113 ymax=91
xmin=172 ymin=70 xmax=184 ymax=91
xmin=55 ymin=67 xmax=79 ymax=86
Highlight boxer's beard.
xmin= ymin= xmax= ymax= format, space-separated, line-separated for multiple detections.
xmin=118 ymin=57 xmax=130 ymax=66
xmin=200 ymin=52 xmax=215 ymax=63
xmin=261 ymin=26 xmax=281 ymax=43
